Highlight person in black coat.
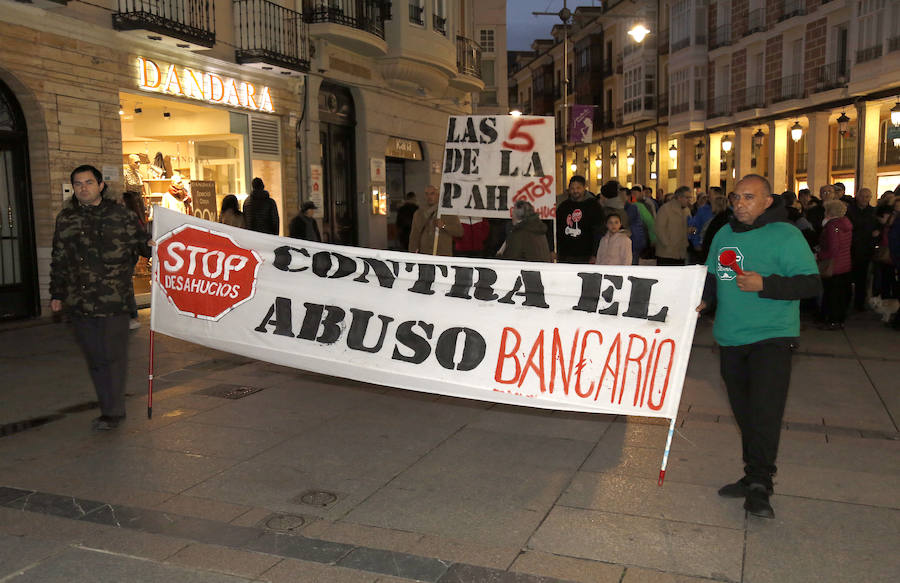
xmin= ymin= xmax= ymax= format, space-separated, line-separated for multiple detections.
xmin=289 ymin=201 xmax=321 ymax=241
xmin=242 ymin=177 xmax=280 ymax=235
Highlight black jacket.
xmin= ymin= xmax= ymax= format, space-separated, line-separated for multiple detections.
xmin=243 ymin=189 xmax=280 ymax=235
xmin=289 ymin=214 xmax=321 ymax=241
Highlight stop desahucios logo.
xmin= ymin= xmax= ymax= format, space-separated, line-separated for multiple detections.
xmin=156 ymin=225 xmax=262 ymax=320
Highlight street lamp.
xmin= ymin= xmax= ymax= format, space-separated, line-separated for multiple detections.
xmin=721 ymin=136 xmax=733 ymax=153
xmin=753 ymin=128 xmax=765 ymax=149
xmin=669 ymin=143 xmax=677 ymax=161
xmin=836 ymin=112 xmax=850 ymax=136
xmin=626 ymin=151 xmax=635 ymax=169
xmin=570 ymin=160 xmax=578 ymax=173
xmin=594 ymin=154 xmax=602 ymax=168
xmin=695 ymin=140 xmax=705 ymax=161
xmin=891 ymin=100 xmax=900 ymax=127
xmin=790 ymin=121 xmax=803 ymax=142
xmin=627 ymin=23 xmax=650 ymax=43
xmin=509 ymin=109 xmax=523 ymax=117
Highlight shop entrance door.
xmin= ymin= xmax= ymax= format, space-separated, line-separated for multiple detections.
xmin=0 ymin=80 xmax=38 ymax=320
xmin=318 ymin=83 xmax=356 ymax=245
xmin=320 ymin=123 xmax=356 ymax=245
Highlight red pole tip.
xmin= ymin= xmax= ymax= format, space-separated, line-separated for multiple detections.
xmin=657 ymin=469 xmax=666 ymax=486
xmin=718 ymin=250 xmax=744 ymax=275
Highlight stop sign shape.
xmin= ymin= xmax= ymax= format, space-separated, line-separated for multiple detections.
xmin=156 ymin=225 xmax=262 ymax=320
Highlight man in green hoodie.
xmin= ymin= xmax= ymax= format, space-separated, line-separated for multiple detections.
xmin=697 ymin=174 xmax=820 ymax=519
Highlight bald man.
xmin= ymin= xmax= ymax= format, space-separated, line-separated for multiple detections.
xmin=697 ymin=174 xmax=820 ymax=519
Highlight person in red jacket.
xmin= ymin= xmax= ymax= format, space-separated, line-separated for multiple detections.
xmin=817 ymin=200 xmax=853 ymax=330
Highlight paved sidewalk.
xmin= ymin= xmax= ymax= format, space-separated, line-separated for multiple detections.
xmin=0 ymin=309 xmax=897 ymax=583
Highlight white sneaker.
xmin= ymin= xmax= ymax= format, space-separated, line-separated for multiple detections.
xmin=129 ymin=319 xmax=141 ymax=330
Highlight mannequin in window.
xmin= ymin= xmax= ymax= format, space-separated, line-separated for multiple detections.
xmin=149 ymin=151 xmax=167 ymax=179
xmin=165 ymin=171 xmax=193 ymax=215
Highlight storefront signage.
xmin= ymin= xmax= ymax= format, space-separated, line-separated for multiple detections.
xmin=190 ymin=181 xmax=218 ymax=222
xmin=137 ymin=57 xmax=275 ymax=113
xmin=385 ymin=137 xmax=422 ymax=160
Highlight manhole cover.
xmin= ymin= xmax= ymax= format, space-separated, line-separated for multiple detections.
xmin=262 ymin=513 xmax=308 ymax=533
xmin=293 ymin=489 xmax=339 ymax=508
xmin=200 ymin=384 xmax=264 ymax=400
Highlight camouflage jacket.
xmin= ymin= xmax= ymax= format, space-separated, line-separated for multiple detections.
xmin=50 ymin=196 xmax=151 ymax=316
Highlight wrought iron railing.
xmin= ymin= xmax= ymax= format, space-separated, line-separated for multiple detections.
xmin=772 ymin=73 xmax=803 ymax=102
xmin=856 ymin=45 xmax=883 ymax=63
xmin=833 ymin=145 xmax=856 ymax=170
xmin=670 ymin=101 xmax=690 ymax=115
xmin=303 ymin=0 xmax=388 ymax=39
xmin=408 ymin=3 xmax=423 ymax=25
xmin=710 ymin=24 xmax=731 ymax=49
xmin=779 ymin=0 xmax=806 ymax=21
xmin=735 ymin=85 xmax=765 ymax=111
xmin=746 ymin=9 xmax=765 ymax=34
xmin=815 ymin=60 xmax=848 ymax=90
xmin=709 ymin=95 xmax=731 ymax=117
xmin=112 ymin=0 xmax=216 ymax=47
xmin=890 ymin=36 xmax=900 ymax=52
xmin=234 ymin=0 xmax=309 ymax=72
xmin=456 ymin=36 xmax=482 ymax=78
xmin=671 ymin=36 xmax=690 ymax=52
xmin=433 ymin=14 xmax=446 ymax=36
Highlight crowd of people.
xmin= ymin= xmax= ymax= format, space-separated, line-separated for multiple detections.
xmin=399 ymin=176 xmax=900 ymax=330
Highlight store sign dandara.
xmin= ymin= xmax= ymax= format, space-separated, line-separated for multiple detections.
xmin=137 ymin=57 xmax=275 ymax=113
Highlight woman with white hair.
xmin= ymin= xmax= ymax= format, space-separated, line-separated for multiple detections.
xmin=817 ymin=200 xmax=852 ymax=330
xmin=499 ymin=200 xmax=551 ymax=262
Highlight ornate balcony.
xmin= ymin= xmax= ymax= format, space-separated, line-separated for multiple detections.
xmin=433 ymin=14 xmax=446 ymax=36
xmin=772 ymin=74 xmax=803 ymax=103
xmin=814 ymin=61 xmax=848 ymax=91
xmin=408 ymin=2 xmax=423 ymax=25
xmin=708 ymin=95 xmax=731 ymax=118
xmin=234 ymin=0 xmax=309 ymax=75
xmin=112 ymin=0 xmax=215 ymax=50
xmin=856 ymin=45 xmax=883 ymax=64
xmin=450 ymin=36 xmax=484 ymax=93
xmin=746 ymin=9 xmax=765 ymax=35
xmin=735 ymin=85 xmax=765 ymax=111
xmin=710 ymin=24 xmax=731 ymax=50
xmin=303 ymin=0 xmax=389 ymax=56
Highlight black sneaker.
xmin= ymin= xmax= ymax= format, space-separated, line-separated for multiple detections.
xmin=718 ymin=478 xmax=772 ymax=498
xmin=744 ymin=484 xmax=775 ymax=519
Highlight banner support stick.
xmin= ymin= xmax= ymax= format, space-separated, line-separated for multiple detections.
xmin=551 ymin=214 xmax=558 ymax=263
xmin=658 ymin=416 xmax=677 ymax=486
xmin=147 ymin=329 xmax=155 ymax=419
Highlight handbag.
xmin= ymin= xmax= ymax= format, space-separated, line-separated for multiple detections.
xmin=874 ymin=245 xmax=892 ymax=265
xmin=817 ymin=258 xmax=834 ymax=278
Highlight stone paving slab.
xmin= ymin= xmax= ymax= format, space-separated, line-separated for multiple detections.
xmin=528 ymin=505 xmax=744 ymax=582
xmin=5 ymin=546 xmax=253 ymax=582
xmin=0 ymin=532 xmax=66 ymax=579
xmin=742 ymin=496 xmax=900 ymax=583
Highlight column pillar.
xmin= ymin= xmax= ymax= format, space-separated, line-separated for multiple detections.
xmin=708 ymin=133 xmax=722 ymax=191
xmin=806 ymin=111 xmax=831 ymax=196
xmin=768 ymin=120 xmax=790 ymax=194
xmin=634 ymin=133 xmax=647 ymax=188
xmin=856 ymin=101 xmax=881 ymax=194
xmin=657 ymin=130 xmax=670 ymax=195
xmin=735 ymin=127 xmax=754 ymax=185
xmin=676 ymin=138 xmax=692 ymax=191
xmin=615 ymin=136 xmax=627 ymax=184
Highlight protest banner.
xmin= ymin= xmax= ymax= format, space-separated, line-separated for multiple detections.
xmin=151 ymin=207 xmax=705 ymax=422
xmin=439 ymin=115 xmax=556 ymax=220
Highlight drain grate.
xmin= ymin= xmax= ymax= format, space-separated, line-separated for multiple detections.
xmin=293 ymin=489 xmax=339 ymax=508
xmin=261 ymin=513 xmax=310 ymax=533
xmin=0 ymin=414 xmax=65 ymax=438
xmin=199 ymin=384 xmax=264 ymax=400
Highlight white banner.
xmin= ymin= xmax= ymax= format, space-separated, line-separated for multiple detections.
xmin=440 ymin=115 xmax=556 ymax=220
xmin=151 ymin=207 xmax=705 ymax=419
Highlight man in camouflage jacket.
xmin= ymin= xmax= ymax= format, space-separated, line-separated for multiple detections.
xmin=51 ymin=165 xmax=151 ymax=430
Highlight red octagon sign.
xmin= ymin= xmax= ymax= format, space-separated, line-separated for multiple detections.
xmin=155 ymin=225 xmax=262 ymax=321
